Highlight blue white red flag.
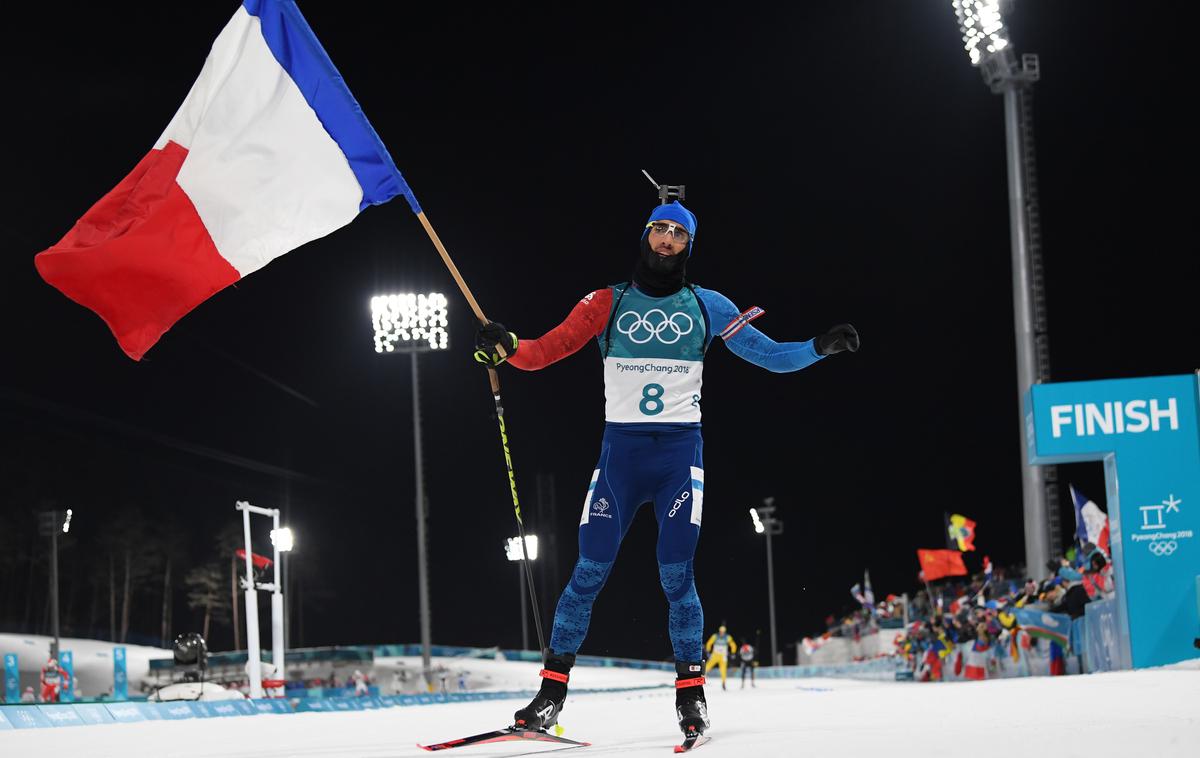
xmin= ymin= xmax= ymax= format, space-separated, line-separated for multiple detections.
xmin=1069 ymin=484 xmax=1111 ymax=553
xmin=35 ymin=0 xmax=419 ymax=360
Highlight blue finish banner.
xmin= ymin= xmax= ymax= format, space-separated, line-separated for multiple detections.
xmin=112 ymin=647 xmax=128 ymax=700
xmin=1026 ymin=373 xmax=1200 ymax=669
xmin=0 ymin=708 xmax=13 ymax=730
xmin=58 ymin=651 xmax=74 ymax=703
xmin=3 ymin=653 xmax=18 ymax=704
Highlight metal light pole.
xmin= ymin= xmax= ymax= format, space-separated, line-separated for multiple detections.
xmin=372 ymin=292 xmax=449 ymax=689
xmin=750 ymin=498 xmax=782 ymax=666
xmin=235 ymin=500 xmax=288 ymax=698
xmin=37 ymin=509 xmax=72 ymax=661
xmin=236 ymin=502 xmax=264 ymax=699
xmin=505 ymin=535 xmax=539 ymax=651
xmin=269 ymin=524 xmax=293 ymax=689
xmin=951 ymin=0 xmax=1056 ymax=573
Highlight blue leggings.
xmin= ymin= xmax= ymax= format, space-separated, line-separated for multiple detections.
xmin=549 ymin=425 xmax=705 ymax=662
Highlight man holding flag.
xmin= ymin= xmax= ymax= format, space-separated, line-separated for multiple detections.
xmin=474 ymin=198 xmax=860 ymax=742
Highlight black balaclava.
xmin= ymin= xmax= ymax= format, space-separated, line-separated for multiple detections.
xmin=633 ymin=236 xmax=688 ymax=296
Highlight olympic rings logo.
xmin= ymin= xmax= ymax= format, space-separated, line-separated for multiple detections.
xmin=1148 ymin=540 xmax=1177 ymax=556
xmin=615 ymin=309 xmax=695 ymax=345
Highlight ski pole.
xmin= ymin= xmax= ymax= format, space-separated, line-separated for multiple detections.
xmin=414 ymin=211 xmax=548 ymax=655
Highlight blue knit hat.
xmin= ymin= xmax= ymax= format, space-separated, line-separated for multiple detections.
xmin=642 ymin=200 xmax=698 ymax=255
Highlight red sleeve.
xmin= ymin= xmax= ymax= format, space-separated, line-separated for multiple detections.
xmin=508 ymin=289 xmax=613 ymax=371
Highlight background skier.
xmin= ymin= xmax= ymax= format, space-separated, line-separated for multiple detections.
xmin=704 ymin=625 xmax=737 ymax=690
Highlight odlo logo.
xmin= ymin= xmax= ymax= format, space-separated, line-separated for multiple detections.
xmin=668 ymin=491 xmax=690 ymax=518
xmin=591 ymin=498 xmax=613 ymax=518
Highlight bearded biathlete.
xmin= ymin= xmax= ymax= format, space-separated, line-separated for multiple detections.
xmin=474 ymin=199 xmax=859 ymax=740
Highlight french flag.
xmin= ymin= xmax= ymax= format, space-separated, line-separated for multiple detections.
xmin=1069 ymin=484 xmax=1111 ymax=554
xmin=34 ymin=0 xmax=419 ymax=360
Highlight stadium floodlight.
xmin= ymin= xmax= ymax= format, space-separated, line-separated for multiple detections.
xmin=270 ymin=526 xmax=294 ymax=553
xmin=505 ymin=535 xmax=539 ymax=562
xmin=505 ymin=535 xmax=539 ymax=650
xmin=370 ymin=292 xmax=449 ymax=353
xmin=951 ymin=0 xmax=1009 ymax=65
xmin=61 ymin=509 xmax=73 ymax=534
xmin=749 ymin=508 xmax=765 ymax=534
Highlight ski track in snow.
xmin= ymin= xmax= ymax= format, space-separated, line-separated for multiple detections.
xmin=3 ymin=662 xmax=1199 ymax=757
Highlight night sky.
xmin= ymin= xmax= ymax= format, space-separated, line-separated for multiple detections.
xmin=2 ymin=2 xmax=1196 ymax=661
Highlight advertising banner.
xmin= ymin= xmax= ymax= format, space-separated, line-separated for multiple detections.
xmin=1025 ymin=373 xmax=1200 ymax=668
xmin=4 ymin=653 xmax=18 ymax=703
xmin=58 ymin=650 xmax=74 ymax=702
xmin=113 ymin=646 xmax=128 ymax=700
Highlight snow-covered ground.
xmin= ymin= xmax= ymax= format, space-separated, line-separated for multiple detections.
xmin=3 ymin=657 xmax=1198 ymax=757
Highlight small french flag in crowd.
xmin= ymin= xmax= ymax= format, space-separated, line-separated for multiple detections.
xmin=35 ymin=0 xmax=418 ymax=360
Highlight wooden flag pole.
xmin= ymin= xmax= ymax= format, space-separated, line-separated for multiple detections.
xmin=416 ymin=211 xmax=489 ymax=322
xmin=412 ymin=210 xmax=546 ymax=655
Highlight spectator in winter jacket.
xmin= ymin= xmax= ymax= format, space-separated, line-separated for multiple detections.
xmin=1083 ymin=553 xmax=1115 ymax=600
xmin=1050 ymin=579 xmax=1091 ymax=620
xmin=957 ymin=623 xmax=997 ymax=681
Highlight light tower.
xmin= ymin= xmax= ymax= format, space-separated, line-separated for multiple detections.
xmin=951 ymin=0 xmax=1059 ymax=572
xmin=371 ymin=292 xmax=449 ymax=689
xmin=750 ymin=497 xmax=783 ymax=666
xmin=504 ymin=535 xmax=539 ymax=651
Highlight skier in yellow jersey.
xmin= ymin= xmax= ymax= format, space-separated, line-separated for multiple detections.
xmin=704 ymin=625 xmax=737 ymax=690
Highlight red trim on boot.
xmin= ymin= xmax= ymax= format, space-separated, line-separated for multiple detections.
xmin=675 ymin=676 xmax=706 ymax=688
xmin=540 ymin=668 xmax=570 ymax=683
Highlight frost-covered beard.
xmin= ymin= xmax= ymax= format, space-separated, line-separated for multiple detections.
xmin=633 ymin=237 xmax=688 ymax=296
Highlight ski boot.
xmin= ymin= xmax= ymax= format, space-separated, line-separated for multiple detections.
xmin=513 ymin=650 xmax=575 ymax=732
xmin=675 ymin=660 xmax=710 ymax=737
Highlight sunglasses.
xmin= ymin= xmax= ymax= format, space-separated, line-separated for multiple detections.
xmin=646 ymin=221 xmax=691 ymax=243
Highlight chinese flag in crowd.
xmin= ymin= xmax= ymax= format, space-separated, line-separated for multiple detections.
xmin=947 ymin=513 xmax=977 ymax=551
xmin=917 ymin=549 xmax=968 ymax=581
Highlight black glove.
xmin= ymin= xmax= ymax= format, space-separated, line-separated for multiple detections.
xmin=473 ymin=321 xmax=518 ymax=366
xmin=815 ymin=323 xmax=860 ymax=356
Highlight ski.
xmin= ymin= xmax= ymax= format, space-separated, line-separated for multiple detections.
xmin=674 ymin=732 xmax=711 ymax=753
xmin=418 ymin=727 xmax=590 ymax=751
